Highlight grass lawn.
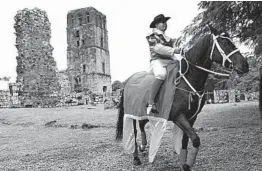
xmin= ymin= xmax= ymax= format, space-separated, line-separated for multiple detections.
xmin=0 ymin=102 xmax=261 ymax=171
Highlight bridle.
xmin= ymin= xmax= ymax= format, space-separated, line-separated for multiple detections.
xmin=176 ymin=33 xmax=241 ymax=120
xmin=210 ymin=33 xmax=240 ymax=68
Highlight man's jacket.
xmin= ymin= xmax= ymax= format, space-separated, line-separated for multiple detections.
xmin=146 ymin=29 xmax=180 ymax=62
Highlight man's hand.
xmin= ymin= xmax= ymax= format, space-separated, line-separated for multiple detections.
xmin=173 ymin=54 xmax=183 ymax=61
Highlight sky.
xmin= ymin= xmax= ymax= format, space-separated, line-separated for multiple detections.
xmin=0 ymin=0 xmax=201 ymax=84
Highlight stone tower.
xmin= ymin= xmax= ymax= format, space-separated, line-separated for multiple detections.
xmin=67 ymin=7 xmax=111 ymax=95
xmin=14 ymin=8 xmax=60 ymax=106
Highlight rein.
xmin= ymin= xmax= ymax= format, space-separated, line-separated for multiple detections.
xmin=190 ymin=63 xmax=230 ymax=77
xmin=176 ymin=33 xmax=240 ymax=120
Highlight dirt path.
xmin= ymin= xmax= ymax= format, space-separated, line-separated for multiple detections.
xmin=0 ymin=102 xmax=261 ymax=171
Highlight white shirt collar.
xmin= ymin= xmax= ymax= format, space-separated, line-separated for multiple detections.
xmin=153 ymin=28 xmax=165 ymax=35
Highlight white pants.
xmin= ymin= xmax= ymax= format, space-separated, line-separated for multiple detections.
xmin=150 ymin=59 xmax=171 ymax=80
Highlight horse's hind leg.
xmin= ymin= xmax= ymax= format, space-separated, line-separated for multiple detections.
xmin=139 ymin=120 xmax=149 ymax=152
xmin=173 ymin=114 xmax=200 ymax=171
xmin=133 ymin=120 xmax=142 ymax=165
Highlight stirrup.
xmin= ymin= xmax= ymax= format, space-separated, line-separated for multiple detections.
xmin=147 ymin=104 xmax=153 ymax=115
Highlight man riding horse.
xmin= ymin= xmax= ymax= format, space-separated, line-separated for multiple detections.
xmin=116 ymin=13 xmax=249 ymax=171
xmin=147 ymin=14 xmax=183 ymax=114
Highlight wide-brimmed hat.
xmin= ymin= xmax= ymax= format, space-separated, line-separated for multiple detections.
xmin=150 ymin=14 xmax=171 ymax=28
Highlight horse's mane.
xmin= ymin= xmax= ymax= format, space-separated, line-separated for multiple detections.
xmin=185 ymin=34 xmax=212 ymax=64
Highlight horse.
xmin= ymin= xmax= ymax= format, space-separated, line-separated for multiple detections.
xmin=116 ymin=25 xmax=249 ymax=171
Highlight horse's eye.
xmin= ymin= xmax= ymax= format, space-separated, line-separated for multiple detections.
xmin=219 ymin=40 xmax=227 ymax=46
xmin=222 ymin=41 xmax=227 ymax=45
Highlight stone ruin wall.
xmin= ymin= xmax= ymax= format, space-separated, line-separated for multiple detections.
xmin=14 ymin=8 xmax=60 ymax=107
xmin=57 ymin=70 xmax=71 ymax=95
xmin=67 ymin=7 xmax=111 ymax=95
xmin=1 ymin=7 xmax=114 ymax=108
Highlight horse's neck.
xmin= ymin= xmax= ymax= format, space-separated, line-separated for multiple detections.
xmin=185 ymin=35 xmax=213 ymax=91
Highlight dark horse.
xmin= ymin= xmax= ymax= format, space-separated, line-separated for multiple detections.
xmin=116 ymin=25 xmax=249 ymax=171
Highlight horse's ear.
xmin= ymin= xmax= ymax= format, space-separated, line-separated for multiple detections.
xmin=206 ymin=24 xmax=219 ymax=35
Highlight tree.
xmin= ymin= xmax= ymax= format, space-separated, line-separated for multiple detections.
xmin=112 ymin=80 xmax=123 ymax=91
xmin=0 ymin=77 xmax=11 ymax=81
xmin=235 ymin=55 xmax=261 ymax=92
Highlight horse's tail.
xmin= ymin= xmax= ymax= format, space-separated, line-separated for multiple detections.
xmin=116 ymin=89 xmax=125 ymax=141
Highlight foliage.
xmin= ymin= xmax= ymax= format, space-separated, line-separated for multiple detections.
xmin=182 ymin=1 xmax=262 ymax=57
xmin=0 ymin=77 xmax=11 ymax=81
xmin=112 ymin=80 xmax=123 ymax=91
xmin=235 ymin=55 xmax=261 ymax=92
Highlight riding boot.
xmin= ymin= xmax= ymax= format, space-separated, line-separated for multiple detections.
xmin=147 ymin=78 xmax=164 ymax=114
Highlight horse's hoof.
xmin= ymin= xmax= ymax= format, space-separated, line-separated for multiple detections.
xmin=133 ymin=157 xmax=142 ymax=165
xmin=180 ymin=164 xmax=191 ymax=171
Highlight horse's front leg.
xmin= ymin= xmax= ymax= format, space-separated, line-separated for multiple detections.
xmin=172 ymin=114 xmax=200 ymax=171
xmin=180 ymin=117 xmax=197 ymax=167
xmin=180 ymin=133 xmax=189 ymax=166
xmin=138 ymin=120 xmax=149 ymax=152
xmin=133 ymin=120 xmax=141 ymax=165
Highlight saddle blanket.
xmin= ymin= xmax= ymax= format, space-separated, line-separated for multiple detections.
xmin=122 ymin=60 xmax=184 ymax=162
xmin=123 ymin=61 xmax=179 ymax=121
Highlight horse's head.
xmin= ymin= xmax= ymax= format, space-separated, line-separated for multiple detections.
xmin=208 ymin=25 xmax=249 ymax=74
